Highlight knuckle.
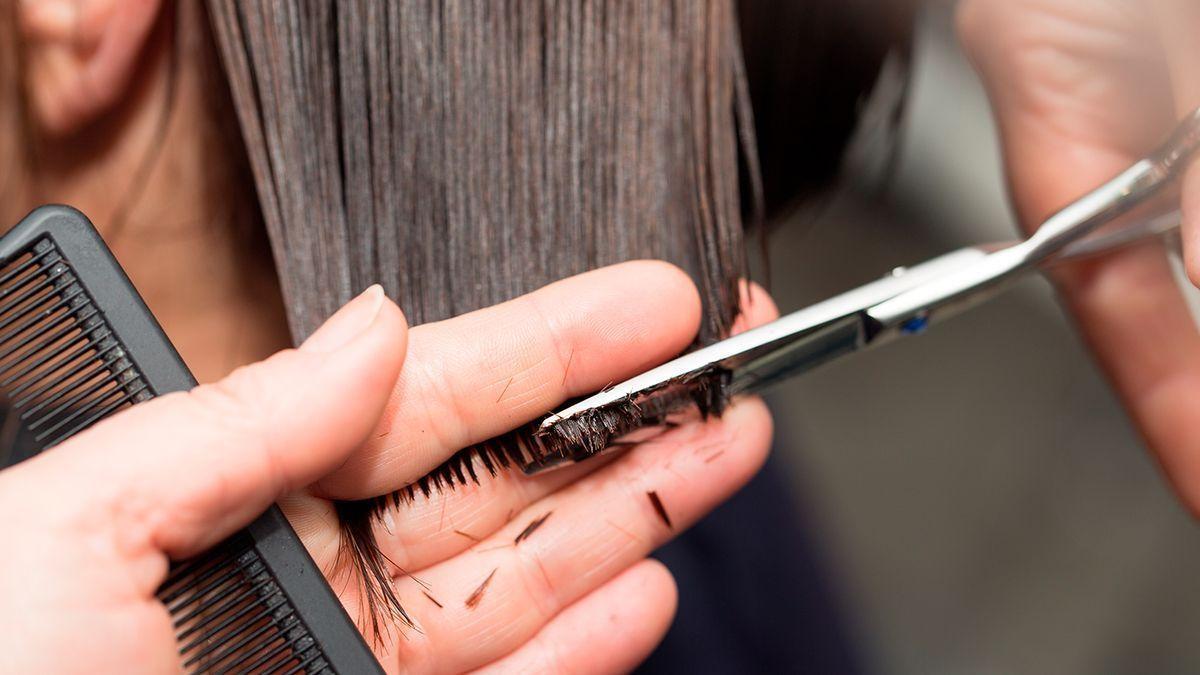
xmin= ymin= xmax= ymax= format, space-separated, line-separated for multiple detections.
xmin=409 ymin=356 xmax=472 ymax=453
xmin=521 ymin=293 xmax=573 ymax=378
xmin=180 ymin=355 xmax=297 ymax=490
xmin=512 ymin=549 xmax=560 ymax=624
xmin=186 ymin=355 xmax=289 ymax=439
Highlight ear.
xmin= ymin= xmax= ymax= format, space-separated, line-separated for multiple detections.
xmin=19 ymin=0 xmax=163 ymax=136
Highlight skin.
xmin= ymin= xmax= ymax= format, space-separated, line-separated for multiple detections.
xmin=0 ymin=271 xmax=779 ymax=674
xmin=4 ymin=1 xmax=778 ymax=672
xmin=957 ymin=0 xmax=1200 ymax=515
xmin=7 ymin=0 xmax=1200 ymax=672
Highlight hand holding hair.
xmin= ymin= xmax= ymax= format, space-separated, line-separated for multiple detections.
xmin=0 ymin=262 xmax=777 ymax=673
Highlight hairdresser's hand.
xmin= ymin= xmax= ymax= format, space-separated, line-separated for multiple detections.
xmin=0 ymin=262 xmax=774 ymax=674
xmin=0 ymin=285 xmax=408 ymax=672
xmin=959 ymin=0 xmax=1200 ymax=513
xmin=303 ymin=262 xmax=776 ymax=673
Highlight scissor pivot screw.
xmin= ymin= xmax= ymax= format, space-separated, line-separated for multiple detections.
xmin=901 ymin=312 xmax=931 ymax=335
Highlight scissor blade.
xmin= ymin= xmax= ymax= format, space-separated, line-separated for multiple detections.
xmin=540 ymin=246 xmax=991 ymax=432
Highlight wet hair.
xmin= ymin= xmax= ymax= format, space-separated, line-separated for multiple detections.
xmin=206 ymin=0 xmax=755 ymax=344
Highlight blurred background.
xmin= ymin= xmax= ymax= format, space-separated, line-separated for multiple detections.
xmin=761 ymin=2 xmax=1200 ymax=672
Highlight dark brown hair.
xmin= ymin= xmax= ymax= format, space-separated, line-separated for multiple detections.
xmin=206 ymin=1 xmax=756 ymax=344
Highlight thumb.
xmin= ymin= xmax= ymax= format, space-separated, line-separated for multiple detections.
xmin=24 ymin=284 xmax=407 ymax=560
xmin=1150 ymin=0 xmax=1200 ymax=284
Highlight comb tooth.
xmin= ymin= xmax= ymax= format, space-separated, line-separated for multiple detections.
xmin=178 ymin=598 xmax=264 ymax=656
xmin=36 ymin=383 xmax=146 ymax=445
xmin=0 ymin=310 xmax=89 ymax=366
xmin=174 ymin=568 xmax=265 ymax=639
xmin=15 ymin=355 xmax=117 ymax=410
xmin=180 ymin=590 xmax=278 ymax=660
xmin=279 ymin=650 xmax=326 ymax=675
xmin=48 ymin=388 xmax=148 ymax=444
xmin=0 ymin=286 xmax=71 ymax=342
xmin=160 ymin=550 xmax=228 ymax=594
xmin=23 ymin=361 xmax=133 ymax=424
xmin=162 ymin=559 xmax=244 ymax=607
xmin=220 ymin=610 xmax=306 ymax=674
xmin=0 ymin=264 xmax=72 ymax=320
xmin=206 ymin=617 xmax=287 ymax=673
xmin=5 ymin=334 xmax=115 ymax=399
xmin=218 ymin=626 xmax=299 ymax=674
xmin=174 ymin=576 xmax=270 ymax=630
xmin=173 ymin=548 xmax=265 ymax=607
xmin=0 ymin=243 xmax=151 ymax=450
xmin=183 ymin=595 xmax=291 ymax=667
xmin=0 ymin=260 xmax=59 ymax=307
xmin=0 ymin=248 xmax=53 ymax=288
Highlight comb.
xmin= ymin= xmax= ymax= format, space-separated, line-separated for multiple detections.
xmin=0 ymin=206 xmax=382 ymax=674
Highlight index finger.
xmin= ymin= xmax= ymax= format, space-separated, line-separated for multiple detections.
xmin=317 ymin=260 xmax=705 ymax=500
xmin=1148 ymin=0 xmax=1200 ymax=285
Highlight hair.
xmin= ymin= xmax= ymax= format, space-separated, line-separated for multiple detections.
xmin=737 ymin=0 xmax=911 ymax=218
xmin=205 ymin=1 xmax=757 ymax=345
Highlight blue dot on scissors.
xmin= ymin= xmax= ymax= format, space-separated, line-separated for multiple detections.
xmin=901 ymin=315 xmax=930 ymax=335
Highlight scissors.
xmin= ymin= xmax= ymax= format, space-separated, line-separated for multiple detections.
xmin=523 ymin=107 xmax=1200 ymax=476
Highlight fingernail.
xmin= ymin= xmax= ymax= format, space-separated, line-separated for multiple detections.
xmin=301 ymin=285 xmax=386 ymax=353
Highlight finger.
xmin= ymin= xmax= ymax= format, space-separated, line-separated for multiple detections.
xmin=730 ymin=279 xmax=779 ymax=334
xmin=1059 ymin=245 xmax=1200 ymax=513
xmin=318 ymin=260 xmax=704 ymax=500
xmin=396 ymin=397 xmax=772 ymax=673
xmin=964 ymin=4 xmax=1200 ymax=515
xmin=360 ymin=281 xmax=779 ymax=573
xmin=470 ymin=559 xmax=677 ymax=675
xmin=1151 ymin=0 xmax=1200 ymax=108
xmin=14 ymin=286 xmax=408 ymax=568
xmin=1151 ymin=0 xmax=1200 ymax=284
xmin=1004 ymin=119 xmax=1200 ymax=514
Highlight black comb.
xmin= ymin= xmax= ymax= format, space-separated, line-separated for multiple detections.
xmin=0 ymin=206 xmax=382 ymax=674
